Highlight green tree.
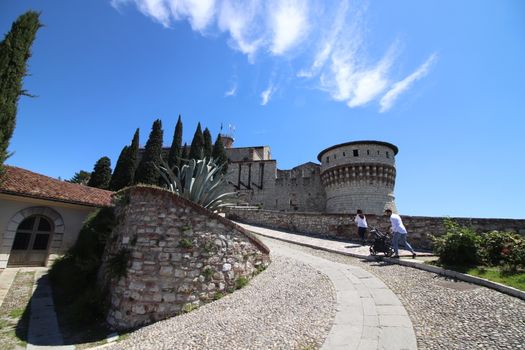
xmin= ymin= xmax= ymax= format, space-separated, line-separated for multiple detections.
xmin=168 ymin=115 xmax=183 ymax=169
xmin=188 ymin=122 xmax=204 ymax=161
xmin=0 ymin=11 xmax=41 ymax=174
xmin=181 ymin=142 xmax=188 ymax=166
xmin=203 ymin=127 xmax=213 ymax=160
xmin=67 ymin=170 xmax=91 ymax=185
xmin=213 ymin=134 xmax=229 ymax=174
xmin=109 ymin=128 xmax=139 ymax=191
xmin=135 ymin=119 xmax=163 ymax=185
xmin=87 ymin=157 xmax=112 ymax=189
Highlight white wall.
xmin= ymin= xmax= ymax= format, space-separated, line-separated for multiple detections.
xmin=0 ymin=194 xmax=98 ymax=268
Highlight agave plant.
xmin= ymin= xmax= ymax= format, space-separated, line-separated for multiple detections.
xmin=155 ymin=157 xmax=238 ymax=211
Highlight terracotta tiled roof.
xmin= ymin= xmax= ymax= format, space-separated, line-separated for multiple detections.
xmin=0 ymin=166 xmax=113 ymax=207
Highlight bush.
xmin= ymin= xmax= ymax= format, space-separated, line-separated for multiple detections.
xmin=433 ymin=218 xmax=480 ymax=266
xmin=49 ymin=207 xmax=116 ymax=323
xmin=479 ymin=231 xmax=520 ymax=266
xmin=502 ymin=239 xmax=525 ymax=274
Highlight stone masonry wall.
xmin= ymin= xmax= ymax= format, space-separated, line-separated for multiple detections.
xmin=100 ymin=186 xmax=271 ymax=330
xmin=225 ymin=208 xmax=525 ymax=250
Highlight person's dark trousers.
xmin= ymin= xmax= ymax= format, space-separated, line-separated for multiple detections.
xmin=358 ymin=227 xmax=367 ymax=244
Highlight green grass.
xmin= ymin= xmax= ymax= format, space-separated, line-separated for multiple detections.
xmin=466 ymin=267 xmax=525 ymax=291
xmin=427 ymin=261 xmax=525 ymax=291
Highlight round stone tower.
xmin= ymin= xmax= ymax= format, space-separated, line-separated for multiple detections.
xmin=317 ymin=141 xmax=398 ymax=215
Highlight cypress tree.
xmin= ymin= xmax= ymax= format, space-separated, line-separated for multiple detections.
xmin=213 ymin=134 xmax=229 ymax=174
xmin=135 ymin=119 xmax=163 ymax=185
xmin=181 ymin=142 xmax=188 ymax=166
xmin=168 ymin=115 xmax=183 ymax=169
xmin=203 ymin=127 xmax=213 ymax=160
xmin=188 ymin=122 xmax=204 ymax=161
xmin=87 ymin=157 xmax=112 ymax=189
xmin=67 ymin=170 xmax=90 ymax=185
xmin=0 ymin=11 xmax=41 ymax=174
xmin=109 ymin=128 xmax=139 ymax=191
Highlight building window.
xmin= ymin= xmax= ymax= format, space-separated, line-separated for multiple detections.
xmin=343 ymin=152 xmax=346 ymax=156
xmin=377 ymin=150 xmax=380 ymax=155
xmin=326 ymin=156 xmax=329 ymax=163
xmin=334 ymin=154 xmax=336 ymax=159
xmin=386 ymin=151 xmax=390 ymax=158
xmin=367 ymin=150 xmax=370 ymax=155
xmin=353 ymin=149 xmax=359 ymax=157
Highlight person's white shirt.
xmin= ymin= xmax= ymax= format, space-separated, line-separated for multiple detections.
xmin=389 ymin=213 xmax=407 ymax=234
xmin=355 ymin=215 xmax=368 ymax=228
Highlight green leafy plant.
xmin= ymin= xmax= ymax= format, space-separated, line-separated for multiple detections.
xmin=107 ymin=248 xmax=131 ymax=279
xmin=213 ymin=292 xmax=224 ymax=300
xmin=155 ymin=157 xmax=238 ymax=211
xmin=480 ymin=231 xmax=521 ymax=266
xmin=234 ymin=276 xmax=249 ymax=290
xmin=203 ymin=267 xmax=214 ymax=279
xmin=432 ymin=218 xmax=480 ymax=266
xmin=501 ymin=239 xmax=525 ymax=274
xmin=178 ymin=238 xmax=193 ymax=249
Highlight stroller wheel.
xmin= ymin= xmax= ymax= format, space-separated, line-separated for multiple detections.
xmin=369 ymin=246 xmax=376 ymax=256
xmin=385 ymin=248 xmax=394 ymax=257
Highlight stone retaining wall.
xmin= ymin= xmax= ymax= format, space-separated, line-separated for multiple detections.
xmin=100 ymin=186 xmax=270 ymax=330
xmin=225 ymin=208 xmax=525 ymax=250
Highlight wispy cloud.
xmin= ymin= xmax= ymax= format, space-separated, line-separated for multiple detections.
xmin=111 ymin=0 xmax=436 ymax=110
xmin=225 ymin=83 xmax=237 ymax=97
xmin=260 ymin=83 xmax=275 ymax=106
xmin=379 ymin=53 xmax=437 ymax=112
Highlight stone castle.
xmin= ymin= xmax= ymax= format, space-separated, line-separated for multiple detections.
xmin=219 ymin=136 xmax=398 ymax=215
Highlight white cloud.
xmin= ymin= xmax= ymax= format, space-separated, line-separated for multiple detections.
xmin=225 ymin=83 xmax=237 ymax=97
xmin=268 ymin=0 xmax=310 ymax=55
xmin=260 ymin=83 xmax=275 ymax=105
xmin=112 ymin=0 xmax=436 ymax=110
xmin=379 ymin=53 xmax=437 ymax=112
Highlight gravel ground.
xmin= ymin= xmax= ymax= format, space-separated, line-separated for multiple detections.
xmin=0 ymin=271 xmax=34 ymax=350
xmin=271 ymin=238 xmax=525 ymax=350
xmin=107 ymin=255 xmax=335 ymax=350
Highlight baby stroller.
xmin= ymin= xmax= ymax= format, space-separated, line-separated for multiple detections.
xmin=369 ymin=227 xmax=394 ymax=257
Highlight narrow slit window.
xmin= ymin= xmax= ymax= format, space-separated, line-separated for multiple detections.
xmin=386 ymin=151 xmax=390 ymax=158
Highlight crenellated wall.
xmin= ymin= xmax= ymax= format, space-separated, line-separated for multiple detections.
xmin=100 ymin=186 xmax=270 ymax=330
xmin=225 ymin=208 xmax=525 ymax=250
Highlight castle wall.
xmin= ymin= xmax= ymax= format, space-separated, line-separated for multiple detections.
xmin=101 ymin=186 xmax=270 ymax=330
xmin=225 ymin=208 xmax=525 ymax=250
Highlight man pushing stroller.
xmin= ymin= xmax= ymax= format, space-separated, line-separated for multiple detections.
xmin=384 ymin=209 xmax=417 ymax=259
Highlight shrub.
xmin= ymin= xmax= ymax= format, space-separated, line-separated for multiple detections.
xmin=480 ymin=231 xmax=521 ymax=266
xmin=234 ymin=276 xmax=249 ymax=290
xmin=502 ymin=239 xmax=525 ymax=274
xmin=432 ymin=218 xmax=480 ymax=266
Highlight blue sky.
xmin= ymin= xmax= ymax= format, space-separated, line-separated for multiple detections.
xmin=1 ymin=0 xmax=524 ymax=218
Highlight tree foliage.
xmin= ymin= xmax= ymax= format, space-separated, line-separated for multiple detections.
xmin=109 ymin=128 xmax=139 ymax=191
xmin=213 ymin=134 xmax=229 ymax=174
xmin=168 ymin=115 xmax=183 ymax=169
xmin=135 ymin=119 xmax=163 ymax=185
xmin=67 ymin=170 xmax=91 ymax=185
xmin=87 ymin=156 xmax=112 ymax=190
xmin=0 ymin=11 xmax=41 ymax=174
xmin=188 ymin=122 xmax=204 ymax=161
xmin=203 ymin=127 xmax=213 ymax=160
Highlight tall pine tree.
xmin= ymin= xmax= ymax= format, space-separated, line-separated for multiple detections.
xmin=67 ymin=170 xmax=90 ymax=185
xmin=168 ymin=115 xmax=183 ymax=169
xmin=188 ymin=122 xmax=204 ymax=161
xmin=203 ymin=127 xmax=213 ymax=160
xmin=135 ymin=120 xmax=163 ymax=185
xmin=0 ymin=11 xmax=41 ymax=175
xmin=109 ymin=128 xmax=139 ymax=190
xmin=181 ymin=142 xmax=188 ymax=165
xmin=87 ymin=157 xmax=112 ymax=189
xmin=213 ymin=134 xmax=229 ymax=174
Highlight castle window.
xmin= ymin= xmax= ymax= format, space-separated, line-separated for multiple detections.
xmin=326 ymin=156 xmax=329 ymax=163
xmin=353 ymin=150 xmax=359 ymax=157
xmin=343 ymin=152 xmax=346 ymax=156
xmin=386 ymin=151 xmax=390 ymax=158
xmin=367 ymin=150 xmax=370 ymax=155
xmin=377 ymin=150 xmax=380 ymax=155
xmin=334 ymin=154 xmax=336 ymax=159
